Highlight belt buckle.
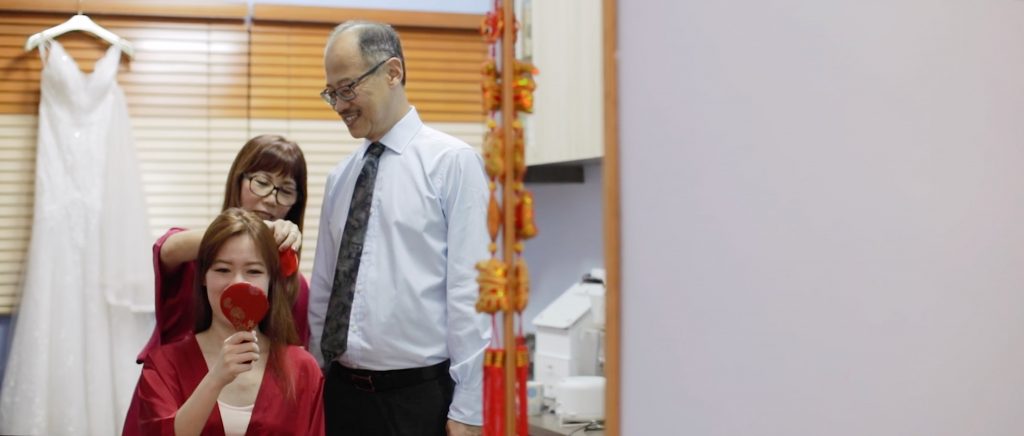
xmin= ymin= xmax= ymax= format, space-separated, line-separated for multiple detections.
xmin=351 ymin=373 xmax=376 ymax=392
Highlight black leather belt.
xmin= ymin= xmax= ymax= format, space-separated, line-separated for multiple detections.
xmin=333 ymin=360 xmax=450 ymax=393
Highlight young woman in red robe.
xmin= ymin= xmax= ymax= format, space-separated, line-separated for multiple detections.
xmin=129 ymin=208 xmax=324 ymax=435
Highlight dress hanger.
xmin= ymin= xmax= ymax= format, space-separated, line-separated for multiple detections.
xmin=23 ymin=0 xmax=134 ymax=57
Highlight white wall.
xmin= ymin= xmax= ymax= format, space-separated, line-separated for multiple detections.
xmin=620 ymin=1 xmax=1024 ymax=435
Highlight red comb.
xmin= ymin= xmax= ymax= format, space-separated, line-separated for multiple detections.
xmin=280 ymin=248 xmax=298 ymax=278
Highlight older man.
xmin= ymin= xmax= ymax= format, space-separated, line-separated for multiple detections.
xmin=309 ymin=20 xmax=490 ymax=436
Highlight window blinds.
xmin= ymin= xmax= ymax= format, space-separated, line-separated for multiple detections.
xmin=0 ymin=10 xmax=485 ymax=314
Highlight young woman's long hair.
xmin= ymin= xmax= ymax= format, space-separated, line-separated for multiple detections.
xmin=193 ymin=208 xmax=300 ymax=398
xmin=221 ymin=134 xmax=308 ymax=310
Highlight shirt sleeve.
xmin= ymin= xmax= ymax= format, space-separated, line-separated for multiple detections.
xmin=308 ymin=169 xmax=341 ymax=368
xmin=440 ymin=147 xmax=492 ymax=425
xmin=136 ymin=227 xmax=189 ymax=363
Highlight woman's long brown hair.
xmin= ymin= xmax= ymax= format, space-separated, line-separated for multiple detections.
xmin=193 ymin=208 xmax=300 ymax=399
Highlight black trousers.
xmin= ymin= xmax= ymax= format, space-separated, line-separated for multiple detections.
xmin=324 ymin=361 xmax=455 ymax=436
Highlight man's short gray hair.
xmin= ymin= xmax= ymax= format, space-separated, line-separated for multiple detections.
xmin=327 ymin=20 xmax=407 ymax=86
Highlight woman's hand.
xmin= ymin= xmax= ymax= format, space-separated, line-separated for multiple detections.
xmin=208 ymin=331 xmax=260 ymax=387
xmin=264 ymin=219 xmax=302 ymax=251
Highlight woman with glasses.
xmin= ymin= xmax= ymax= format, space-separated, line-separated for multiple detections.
xmin=122 ymin=134 xmax=310 ymax=436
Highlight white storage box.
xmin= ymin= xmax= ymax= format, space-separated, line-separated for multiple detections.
xmin=555 ymin=376 xmax=606 ymax=423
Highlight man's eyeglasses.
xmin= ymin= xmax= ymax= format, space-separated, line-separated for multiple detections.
xmin=246 ymin=173 xmax=298 ymax=207
xmin=320 ymin=58 xmax=391 ymax=106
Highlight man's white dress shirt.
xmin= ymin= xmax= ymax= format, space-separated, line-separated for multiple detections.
xmin=309 ymin=107 xmax=492 ymax=425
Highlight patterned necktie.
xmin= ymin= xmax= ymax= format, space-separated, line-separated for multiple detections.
xmin=321 ymin=142 xmax=386 ymax=364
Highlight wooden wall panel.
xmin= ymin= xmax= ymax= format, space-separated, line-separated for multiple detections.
xmin=249 ymin=23 xmax=485 ymax=123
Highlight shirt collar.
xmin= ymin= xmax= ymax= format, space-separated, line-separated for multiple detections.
xmin=364 ymin=106 xmax=422 ymax=156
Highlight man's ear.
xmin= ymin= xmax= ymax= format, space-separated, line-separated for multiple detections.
xmin=386 ymin=57 xmax=404 ymax=86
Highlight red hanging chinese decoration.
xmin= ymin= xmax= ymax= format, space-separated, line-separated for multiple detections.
xmin=475 ymin=0 xmax=539 ymax=434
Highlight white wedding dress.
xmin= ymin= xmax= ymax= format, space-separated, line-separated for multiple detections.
xmin=0 ymin=40 xmax=154 ymax=435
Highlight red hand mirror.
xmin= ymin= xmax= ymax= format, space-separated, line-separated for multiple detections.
xmin=219 ymin=282 xmax=269 ymax=331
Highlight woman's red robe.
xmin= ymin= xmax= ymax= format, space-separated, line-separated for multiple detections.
xmin=125 ymin=335 xmax=325 ymax=436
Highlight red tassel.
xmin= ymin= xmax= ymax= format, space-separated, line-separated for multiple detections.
xmin=483 ymin=348 xmax=505 ymax=436
xmin=516 ymin=336 xmax=529 ymax=436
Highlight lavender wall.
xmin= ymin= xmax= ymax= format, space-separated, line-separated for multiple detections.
xmin=620 ymin=1 xmax=1024 ymax=434
xmin=522 ymin=162 xmax=604 ymax=332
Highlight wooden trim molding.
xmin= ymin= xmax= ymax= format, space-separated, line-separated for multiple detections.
xmin=0 ymin=1 xmax=483 ymax=29
xmin=602 ymin=0 xmax=621 ymax=434
xmin=252 ymin=5 xmax=482 ymax=30
xmin=0 ymin=0 xmax=247 ymax=19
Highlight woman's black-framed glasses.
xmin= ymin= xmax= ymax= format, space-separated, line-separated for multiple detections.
xmin=246 ymin=173 xmax=298 ymax=207
xmin=320 ymin=58 xmax=391 ymax=106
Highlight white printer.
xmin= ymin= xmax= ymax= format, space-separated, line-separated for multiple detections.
xmin=531 ymin=269 xmax=606 ymax=421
